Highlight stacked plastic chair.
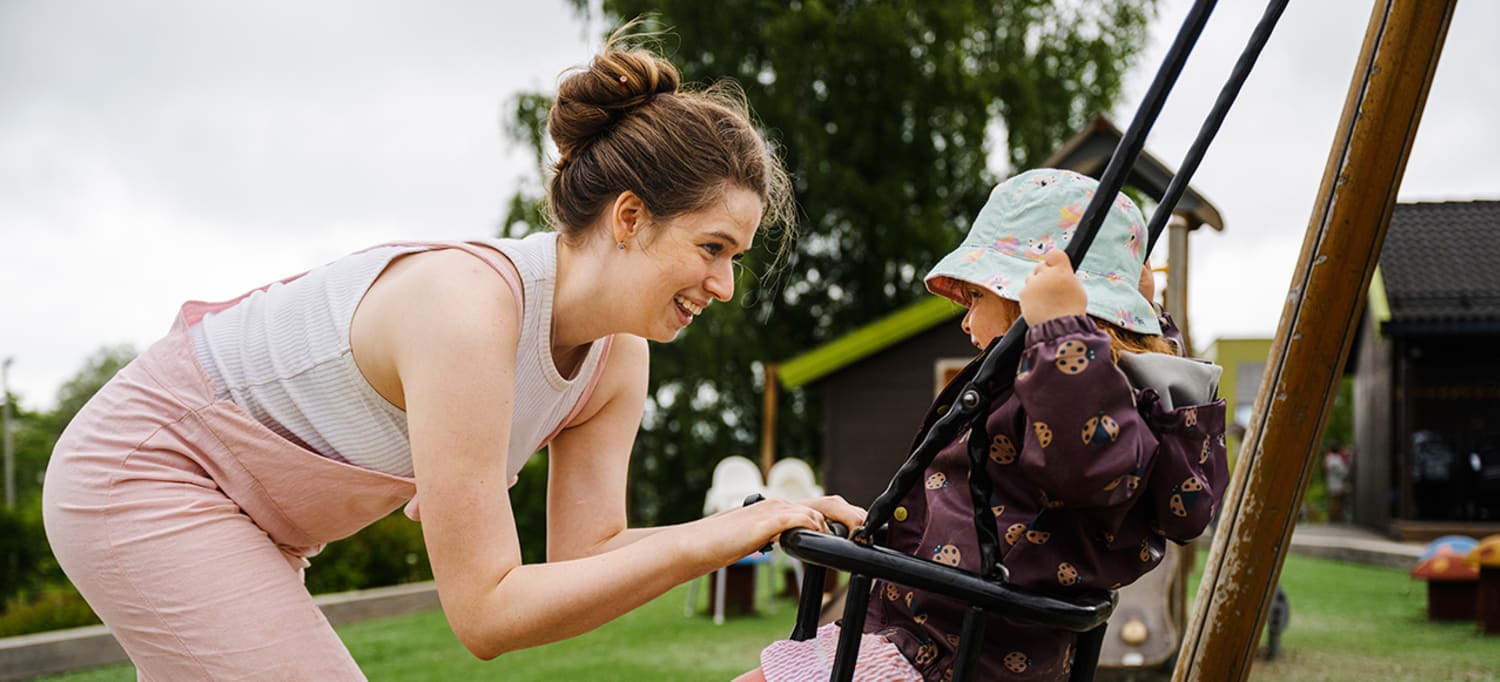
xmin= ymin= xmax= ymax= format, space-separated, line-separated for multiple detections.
xmin=690 ymin=456 xmax=774 ymax=624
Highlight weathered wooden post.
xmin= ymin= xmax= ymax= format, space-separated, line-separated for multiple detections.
xmin=1174 ymin=1 xmax=1458 ymax=679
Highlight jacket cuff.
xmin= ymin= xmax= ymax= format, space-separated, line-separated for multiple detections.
xmin=1024 ymin=314 xmax=1100 ymax=346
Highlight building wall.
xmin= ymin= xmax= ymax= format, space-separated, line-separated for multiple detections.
xmin=820 ymin=323 xmax=976 ymax=506
xmin=1201 ymin=337 xmax=1274 ymax=463
xmin=1352 ymin=311 xmax=1394 ymax=529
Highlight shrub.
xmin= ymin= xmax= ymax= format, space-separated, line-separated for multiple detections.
xmin=0 ymin=583 xmax=100 ymax=637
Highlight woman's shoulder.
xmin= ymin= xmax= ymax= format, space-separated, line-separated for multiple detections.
xmin=356 ymin=249 xmax=524 ymax=357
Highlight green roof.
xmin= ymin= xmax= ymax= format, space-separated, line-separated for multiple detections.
xmin=1368 ymin=266 xmax=1390 ymax=335
xmin=778 ymin=296 xmax=964 ymax=389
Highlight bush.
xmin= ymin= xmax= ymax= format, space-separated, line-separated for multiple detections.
xmin=305 ymin=512 xmax=433 ymax=595
xmin=0 ymin=498 xmax=63 ymax=607
xmin=0 ymin=583 xmax=100 ymax=637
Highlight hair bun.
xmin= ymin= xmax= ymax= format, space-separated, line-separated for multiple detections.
xmin=549 ymin=48 xmax=680 ymax=167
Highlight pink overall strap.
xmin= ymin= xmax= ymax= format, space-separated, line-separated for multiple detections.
xmin=354 ymin=240 xmax=525 ymax=315
xmin=536 ymin=334 xmax=616 ymax=450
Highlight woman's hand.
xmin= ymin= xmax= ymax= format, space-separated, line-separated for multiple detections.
xmin=1021 ymin=249 xmax=1088 ymax=324
xmin=800 ymin=495 xmax=866 ymax=534
xmin=694 ymin=495 xmax=866 ymax=564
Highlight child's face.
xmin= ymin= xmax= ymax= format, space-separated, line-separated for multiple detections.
xmin=960 ymin=285 xmax=1020 ymax=349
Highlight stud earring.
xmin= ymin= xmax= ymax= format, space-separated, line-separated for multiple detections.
xmin=616 ymin=241 xmax=627 ymax=251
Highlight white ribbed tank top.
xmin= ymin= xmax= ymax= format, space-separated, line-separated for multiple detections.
xmin=189 ymin=233 xmax=612 ymax=484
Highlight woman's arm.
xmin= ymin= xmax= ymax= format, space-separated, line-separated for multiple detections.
xmin=546 ymin=334 xmax=864 ymax=560
xmin=542 ymin=333 xmax=655 ymax=561
xmin=368 ymin=250 xmax=833 ymax=660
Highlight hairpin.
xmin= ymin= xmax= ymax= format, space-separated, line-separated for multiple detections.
xmin=618 ymin=74 xmax=629 ymax=86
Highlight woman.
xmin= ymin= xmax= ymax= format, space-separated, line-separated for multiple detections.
xmin=42 ymin=30 xmax=862 ymax=679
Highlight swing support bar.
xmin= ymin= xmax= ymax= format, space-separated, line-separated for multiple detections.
xmin=1175 ymin=2 xmax=1458 ymax=679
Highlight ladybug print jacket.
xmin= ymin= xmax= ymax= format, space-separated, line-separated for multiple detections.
xmin=863 ymin=314 xmax=1228 ymax=681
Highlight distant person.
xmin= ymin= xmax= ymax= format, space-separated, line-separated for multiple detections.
xmin=740 ymin=169 xmax=1229 ymax=681
xmin=1323 ymin=444 xmax=1352 ymax=523
xmin=42 ymin=27 xmax=862 ymax=679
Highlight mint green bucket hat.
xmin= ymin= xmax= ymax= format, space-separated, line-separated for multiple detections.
xmin=925 ymin=168 xmax=1160 ymax=334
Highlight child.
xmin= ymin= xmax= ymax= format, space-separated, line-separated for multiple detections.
xmin=742 ymin=168 xmax=1228 ymax=681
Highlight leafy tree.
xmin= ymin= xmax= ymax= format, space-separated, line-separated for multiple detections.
xmin=503 ymin=1 xmax=1157 ymax=525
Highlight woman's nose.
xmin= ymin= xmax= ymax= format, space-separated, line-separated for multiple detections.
xmin=705 ymin=259 xmax=735 ymax=302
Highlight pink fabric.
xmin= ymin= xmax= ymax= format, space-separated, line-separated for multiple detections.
xmin=43 ymin=315 xmax=415 ymax=680
xmin=537 ymin=334 xmax=615 ymax=449
xmin=42 ymin=239 xmax=614 ymax=677
xmin=363 ymin=239 xmax=526 ymax=314
xmin=760 ymin=624 xmax=922 ymax=682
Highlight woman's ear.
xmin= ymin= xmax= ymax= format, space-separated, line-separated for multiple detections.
xmin=610 ymin=191 xmax=646 ymax=247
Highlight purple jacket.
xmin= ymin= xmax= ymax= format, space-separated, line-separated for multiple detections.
xmin=863 ymin=315 xmax=1228 ymax=680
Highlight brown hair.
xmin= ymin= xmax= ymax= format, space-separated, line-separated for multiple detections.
xmin=545 ymin=26 xmax=795 ymax=259
xmin=1101 ymin=323 xmax=1177 ymax=361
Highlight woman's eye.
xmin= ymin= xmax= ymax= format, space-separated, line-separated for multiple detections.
xmin=701 ymin=243 xmax=724 ymax=257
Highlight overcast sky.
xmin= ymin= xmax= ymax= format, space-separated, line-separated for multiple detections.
xmin=2 ymin=1 xmax=1496 ymax=410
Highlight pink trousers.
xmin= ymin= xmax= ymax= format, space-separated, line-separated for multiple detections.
xmin=42 ymin=314 xmax=417 ymax=680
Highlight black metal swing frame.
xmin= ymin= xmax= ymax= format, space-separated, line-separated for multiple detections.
xmin=768 ymin=1 xmax=1290 ymax=679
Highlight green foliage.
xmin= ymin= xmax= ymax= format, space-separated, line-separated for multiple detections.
xmin=0 ymin=583 xmax=100 ymax=638
xmin=503 ymin=1 xmax=1157 ymax=526
xmin=0 ymin=499 xmax=53 ymax=605
xmin=0 ymin=498 xmax=96 ymax=637
xmin=508 ymin=452 xmax=552 ymax=565
xmin=1320 ymin=376 xmax=1354 ymax=451
xmin=305 ymin=513 xmax=434 ymax=595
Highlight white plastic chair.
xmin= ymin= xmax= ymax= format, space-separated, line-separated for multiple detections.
xmin=687 ymin=456 xmax=769 ymax=624
xmin=766 ymin=458 xmax=822 ymax=501
xmin=764 ymin=457 xmax=824 ymax=600
xmin=703 ymin=455 xmax=766 ymax=515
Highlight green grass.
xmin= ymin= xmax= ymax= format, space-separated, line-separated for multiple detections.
xmin=1242 ymin=554 xmax=1499 ymax=682
xmin=37 ymin=578 xmax=797 ymax=681
xmin=36 ymin=555 xmax=1500 ymax=681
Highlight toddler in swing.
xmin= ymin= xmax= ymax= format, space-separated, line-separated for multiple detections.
xmin=740 ymin=168 xmax=1229 ymax=681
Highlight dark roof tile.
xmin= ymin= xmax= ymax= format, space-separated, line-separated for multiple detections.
xmin=1381 ymin=200 xmax=1500 ymax=329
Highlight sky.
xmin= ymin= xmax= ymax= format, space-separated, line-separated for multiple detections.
xmin=1 ymin=1 xmax=1496 ymax=410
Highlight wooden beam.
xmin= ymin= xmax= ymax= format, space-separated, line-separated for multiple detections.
xmin=1174 ymin=1 xmax=1457 ymax=679
xmin=761 ymin=363 xmax=779 ymax=477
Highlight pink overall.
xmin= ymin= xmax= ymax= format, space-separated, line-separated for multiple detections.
xmin=41 ymin=242 xmax=562 ymax=680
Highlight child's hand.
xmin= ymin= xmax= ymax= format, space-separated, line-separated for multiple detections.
xmin=1021 ymin=249 xmax=1088 ymax=324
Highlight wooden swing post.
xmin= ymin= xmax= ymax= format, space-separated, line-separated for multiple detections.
xmin=1175 ymin=1 xmax=1457 ymax=679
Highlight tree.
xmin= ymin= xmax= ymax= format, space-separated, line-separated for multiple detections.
xmin=503 ymin=1 xmax=1158 ymax=525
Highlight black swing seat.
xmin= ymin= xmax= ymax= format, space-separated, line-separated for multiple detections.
xmin=778 ymin=525 xmax=1116 ymax=681
xmin=780 ymin=528 xmax=1116 ymax=632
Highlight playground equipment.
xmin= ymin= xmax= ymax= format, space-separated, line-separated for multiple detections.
xmin=766 ymin=0 xmax=1462 ymax=679
xmin=1468 ymin=535 xmax=1500 ymax=634
xmin=1410 ymin=535 xmax=1479 ymax=621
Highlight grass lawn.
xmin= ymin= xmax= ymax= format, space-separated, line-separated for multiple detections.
xmin=1236 ymin=554 xmax=1498 ymax=681
xmin=37 ymin=554 xmax=1500 ymax=681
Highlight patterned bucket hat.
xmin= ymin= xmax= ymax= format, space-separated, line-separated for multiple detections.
xmin=924 ymin=168 xmax=1161 ymax=334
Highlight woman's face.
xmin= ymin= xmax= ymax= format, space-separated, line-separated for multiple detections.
xmin=961 ymin=285 xmax=1019 ymax=349
xmin=628 ymin=185 xmax=763 ymax=342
